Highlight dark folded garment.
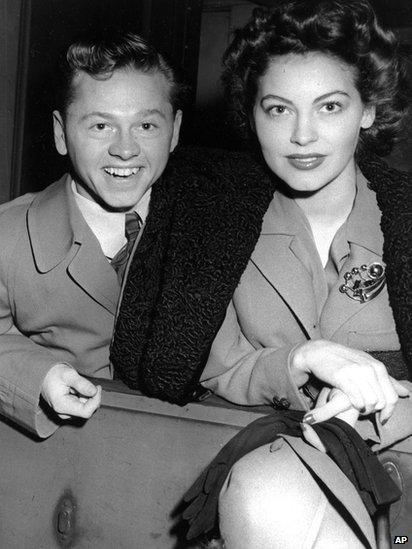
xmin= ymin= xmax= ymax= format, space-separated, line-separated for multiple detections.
xmin=182 ymin=412 xmax=401 ymax=540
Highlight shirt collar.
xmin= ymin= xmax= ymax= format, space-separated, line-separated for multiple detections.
xmin=71 ymin=181 xmax=151 ymax=259
xmin=261 ymin=188 xmax=308 ymax=236
xmin=262 ymin=169 xmax=383 ymax=257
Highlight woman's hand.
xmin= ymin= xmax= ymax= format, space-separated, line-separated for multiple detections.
xmin=305 ymin=387 xmax=359 ymax=426
xmin=290 ymin=339 xmax=409 ymax=423
xmin=301 ymin=388 xmax=358 ymax=452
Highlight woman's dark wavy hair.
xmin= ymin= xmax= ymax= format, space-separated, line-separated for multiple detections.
xmin=55 ymin=30 xmax=187 ymax=117
xmin=222 ymin=0 xmax=409 ymax=155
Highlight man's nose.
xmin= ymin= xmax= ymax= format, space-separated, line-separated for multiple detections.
xmin=290 ymin=114 xmax=318 ymax=146
xmin=109 ymin=130 xmax=141 ymax=159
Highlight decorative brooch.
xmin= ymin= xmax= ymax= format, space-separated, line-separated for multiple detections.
xmin=339 ymin=262 xmax=386 ymax=303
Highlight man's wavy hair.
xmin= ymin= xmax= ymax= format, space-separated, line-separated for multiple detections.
xmin=55 ymin=30 xmax=187 ymax=117
xmin=222 ymin=0 xmax=409 ymax=156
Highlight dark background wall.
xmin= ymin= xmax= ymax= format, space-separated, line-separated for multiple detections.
xmin=1 ymin=0 xmax=411 ymax=202
xmin=7 ymin=0 xmax=203 ymax=198
xmin=195 ymin=0 xmax=412 ymax=167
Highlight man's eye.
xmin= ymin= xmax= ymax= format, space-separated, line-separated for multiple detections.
xmin=321 ymin=102 xmax=342 ymax=113
xmin=141 ymin=122 xmax=155 ymax=130
xmin=92 ymin=123 xmax=109 ymax=131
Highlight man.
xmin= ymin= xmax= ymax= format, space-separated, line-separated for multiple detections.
xmin=0 ymin=32 xmax=182 ymax=438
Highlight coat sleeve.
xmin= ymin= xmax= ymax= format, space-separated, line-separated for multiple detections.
xmin=0 ymin=206 xmax=61 ymax=438
xmin=200 ymin=301 xmax=310 ymax=410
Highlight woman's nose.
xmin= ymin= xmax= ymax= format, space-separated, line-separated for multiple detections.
xmin=109 ymin=130 xmax=141 ymax=159
xmin=290 ymin=115 xmax=318 ymax=146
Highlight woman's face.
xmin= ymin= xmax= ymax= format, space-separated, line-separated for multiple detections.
xmin=253 ymin=52 xmax=375 ymax=193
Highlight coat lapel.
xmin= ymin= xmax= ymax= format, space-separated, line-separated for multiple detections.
xmin=67 ymin=236 xmax=119 ymax=315
xmin=320 ymin=172 xmax=385 ymax=340
xmin=27 ymin=174 xmax=119 ymax=315
xmin=250 ymin=196 xmax=318 ymax=339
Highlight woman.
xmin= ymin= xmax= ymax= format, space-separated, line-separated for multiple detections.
xmin=184 ymin=1 xmax=412 ymax=547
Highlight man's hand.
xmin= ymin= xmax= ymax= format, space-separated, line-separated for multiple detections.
xmin=41 ymin=364 xmax=102 ymax=420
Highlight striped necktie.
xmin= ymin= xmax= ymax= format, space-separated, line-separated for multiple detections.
xmin=111 ymin=212 xmax=142 ymax=284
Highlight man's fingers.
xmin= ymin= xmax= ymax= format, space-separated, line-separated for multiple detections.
xmin=55 ymin=385 xmax=102 ymax=419
xmin=303 ymin=390 xmax=352 ymax=424
xmin=65 ymin=370 xmax=99 ymax=397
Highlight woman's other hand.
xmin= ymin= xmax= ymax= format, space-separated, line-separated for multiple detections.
xmin=300 ymin=388 xmax=358 ymax=452
xmin=304 ymin=387 xmax=359 ymax=426
xmin=290 ymin=339 xmax=409 ymax=422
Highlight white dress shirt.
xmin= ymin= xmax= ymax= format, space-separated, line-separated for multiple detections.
xmin=71 ymin=181 xmax=151 ymax=260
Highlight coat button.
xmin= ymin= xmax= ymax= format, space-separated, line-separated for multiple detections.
xmin=272 ymin=396 xmax=291 ymax=410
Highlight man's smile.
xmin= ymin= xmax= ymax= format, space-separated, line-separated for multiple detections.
xmin=103 ymin=166 xmax=142 ymax=178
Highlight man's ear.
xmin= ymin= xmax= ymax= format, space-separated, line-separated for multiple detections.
xmin=170 ymin=109 xmax=182 ymax=152
xmin=361 ymin=104 xmax=376 ymax=130
xmin=53 ymin=110 xmax=68 ymax=155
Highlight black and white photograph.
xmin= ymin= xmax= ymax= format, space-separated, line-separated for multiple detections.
xmin=1 ymin=1 xmax=411 ymax=547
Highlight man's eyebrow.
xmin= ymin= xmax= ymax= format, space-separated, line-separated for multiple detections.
xmin=80 ymin=109 xmax=167 ymax=121
xmin=260 ymin=90 xmax=350 ymax=106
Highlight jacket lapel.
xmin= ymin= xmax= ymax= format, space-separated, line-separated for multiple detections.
xmin=67 ymin=236 xmax=119 ymax=315
xmin=27 ymin=174 xmax=119 ymax=315
xmin=320 ymin=173 xmax=384 ymax=340
xmin=250 ymin=196 xmax=318 ymax=339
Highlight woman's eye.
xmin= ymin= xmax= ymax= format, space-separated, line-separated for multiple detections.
xmin=141 ymin=122 xmax=155 ymax=130
xmin=269 ymin=105 xmax=289 ymax=116
xmin=321 ymin=102 xmax=342 ymax=113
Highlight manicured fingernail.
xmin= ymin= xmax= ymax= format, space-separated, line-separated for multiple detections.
xmin=303 ymin=414 xmax=315 ymax=425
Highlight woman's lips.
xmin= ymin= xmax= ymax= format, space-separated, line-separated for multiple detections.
xmin=286 ymin=155 xmax=326 ymax=170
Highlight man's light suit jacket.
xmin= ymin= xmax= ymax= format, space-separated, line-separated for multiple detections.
xmin=0 ymin=175 xmax=120 ymax=437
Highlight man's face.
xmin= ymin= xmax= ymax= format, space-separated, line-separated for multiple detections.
xmin=53 ymin=67 xmax=182 ymax=211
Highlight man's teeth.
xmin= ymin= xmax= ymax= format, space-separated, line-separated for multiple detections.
xmin=104 ymin=167 xmax=140 ymax=177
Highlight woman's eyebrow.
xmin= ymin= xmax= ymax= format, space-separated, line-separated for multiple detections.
xmin=260 ymin=94 xmax=293 ymax=105
xmin=314 ymin=91 xmax=350 ymax=103
xmin=260 ymin=90 xmax=350 ymax=107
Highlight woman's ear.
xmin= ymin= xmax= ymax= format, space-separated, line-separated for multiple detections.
xmin=361 ymin=104 xmax=376 ymax=129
